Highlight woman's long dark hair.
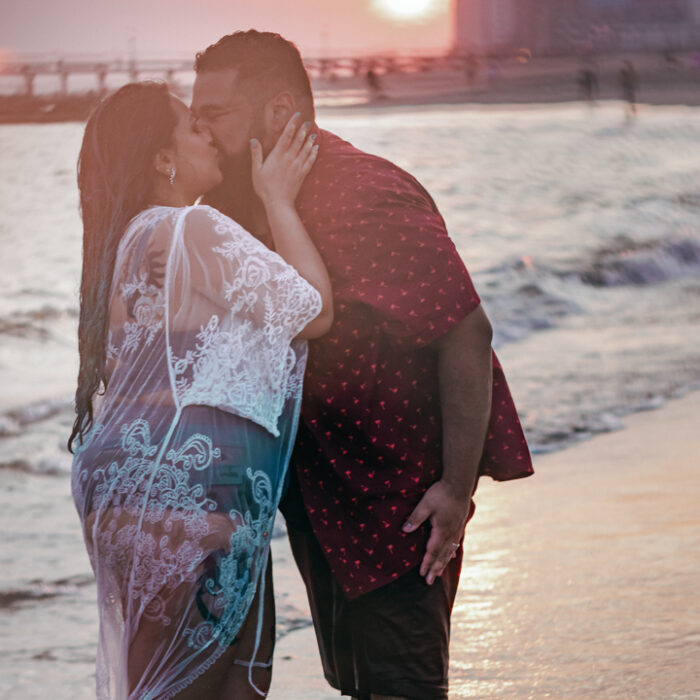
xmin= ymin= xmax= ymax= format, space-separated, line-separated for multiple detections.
xmin=68 ymin=82 xmax=177 ymax=452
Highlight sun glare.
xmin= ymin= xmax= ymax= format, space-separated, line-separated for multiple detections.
xmin=373 ymin=0 xmax=441 ymax=21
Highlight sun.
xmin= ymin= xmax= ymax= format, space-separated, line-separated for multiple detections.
xmin=373 ymin=0 xmax=441 ymax=21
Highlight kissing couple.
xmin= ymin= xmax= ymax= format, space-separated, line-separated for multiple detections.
xmin=70 ymin=29 xmax=532 ymax=700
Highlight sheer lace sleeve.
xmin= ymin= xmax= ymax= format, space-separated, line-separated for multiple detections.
xmin=166 ymin=205 xmax=322 ymax=435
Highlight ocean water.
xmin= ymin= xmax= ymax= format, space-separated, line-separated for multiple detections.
xmin=1 ymin=103 xmax=699 ymax=697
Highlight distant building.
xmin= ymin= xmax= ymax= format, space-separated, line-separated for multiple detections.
xmin=453 ymin=0 xmax=700 ymax=56
xmin=454 ymin=0 xmax=519 ymax=55
xmin=455 ymin=0 xmax=519 ymax=54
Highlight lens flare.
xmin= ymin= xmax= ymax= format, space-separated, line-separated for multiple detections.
xmin=373 ymin=0 xmax=442 ymax=21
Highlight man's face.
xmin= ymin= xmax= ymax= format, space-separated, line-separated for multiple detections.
xmin=192 ymin=67 xmax=275 ymax=229
xmin=192 ymin=68 xmax=262 ymax=175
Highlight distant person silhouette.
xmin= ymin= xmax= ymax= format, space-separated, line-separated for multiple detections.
xmin=365 ymin=67 xmax=386 ymax=101
xmin=464 ymin=53 xmax=479 ymax=86
xmin=487 ymin=56 xmax=501 ymax=85
xmin=619 ymin=60 xmax=638 ymax=121
xmin=577 ymin=66 xmax=599 ymax=105
xmin=662 ymin=50 xmax=680 ymax=70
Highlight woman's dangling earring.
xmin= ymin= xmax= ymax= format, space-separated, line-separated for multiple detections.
xmin=169 ymin=167 xmax=176 ymax=186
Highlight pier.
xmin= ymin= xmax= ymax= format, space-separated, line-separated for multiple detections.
xmin=0 ymin=54 xmax=466 ymax=98
xmin=1 ymin=58 xmax=194 ymax=98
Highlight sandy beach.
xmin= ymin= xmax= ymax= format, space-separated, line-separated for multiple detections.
xmin=270 ymin=389 xmax=700 ymax=699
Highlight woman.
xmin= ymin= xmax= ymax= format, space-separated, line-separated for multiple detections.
xmin=69 ymin=81 xmax=332 ymax=699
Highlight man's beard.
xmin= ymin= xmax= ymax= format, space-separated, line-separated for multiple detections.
xmin=202 ymin=148 xmax=260 ymax=237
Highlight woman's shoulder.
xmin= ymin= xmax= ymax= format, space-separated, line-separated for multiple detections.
xmin=181 ymin=205 xmax=272 ymax=254
xmin=122 ymin=205 xmax=240 ymax=250
xmin=122 ymin=204 xmax=268 ymax=263
xmin=128 ymin=204 xmax=245 ymax=234
xmin=179 ymin=204 xmax=244 ymax=237
xmin=117 ymin=206 xmax=179 ymax=262
xmin=127 ymin=204 xmax=181 ymax=230
xmin=127 ymin=204 xmax=222 ymax=233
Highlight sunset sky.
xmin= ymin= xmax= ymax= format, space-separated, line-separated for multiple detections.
xmin=0 ymin=0 xmax=455 ymax=59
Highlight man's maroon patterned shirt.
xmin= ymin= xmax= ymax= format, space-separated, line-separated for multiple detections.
xmin=292 ymin=130 xmax=533 ymax=599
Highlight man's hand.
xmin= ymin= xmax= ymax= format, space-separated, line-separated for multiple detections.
xmin=402 ymin=480 xmax=471 ymax=585
xmin=402 ymin=306 xmax=493 ymax=585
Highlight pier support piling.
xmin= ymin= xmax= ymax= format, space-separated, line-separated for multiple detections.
xmin=57 ymin=62 xmax=69 ymax=97
xmin=97 ymin=66 xmax=108 ymax=97
xmin=20 ymin=66 xmax=36 ymax=97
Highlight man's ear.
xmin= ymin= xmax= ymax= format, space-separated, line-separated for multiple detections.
xmin=262 ymin=91 xmax=297 ymax=142
xmin=153 ymin=148 xmax=176 ymax=178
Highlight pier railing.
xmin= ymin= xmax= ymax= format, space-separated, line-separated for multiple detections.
xmin=0 ymin=54 xmax=467 ymax=97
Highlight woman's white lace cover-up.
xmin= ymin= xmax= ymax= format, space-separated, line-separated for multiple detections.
xmin=71 ymin=205 xmax=321 ymax=699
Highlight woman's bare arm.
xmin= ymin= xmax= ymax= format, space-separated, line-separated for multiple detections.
xmin=250 ymin=114 xmax=333 ymax=339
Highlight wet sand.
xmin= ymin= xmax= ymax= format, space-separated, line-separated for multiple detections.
xmin=271 ymin=389 xmax=700 ymax=698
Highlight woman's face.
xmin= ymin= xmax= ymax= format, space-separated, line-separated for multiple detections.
xmin=169 ymin=96 xmax=222 ymax=198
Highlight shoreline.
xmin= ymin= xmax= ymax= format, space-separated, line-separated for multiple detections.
xmin=2 ymin=89 xmax=698 ymax=126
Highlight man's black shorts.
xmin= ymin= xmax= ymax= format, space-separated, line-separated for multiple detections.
xmin=280 ymin=470 xmax=462 ymax=700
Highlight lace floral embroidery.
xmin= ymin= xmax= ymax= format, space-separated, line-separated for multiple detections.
xmin=169 ymin=206 xmax=321 ymax=436
xmin=120 ymin=274 xmax=166 ymax=354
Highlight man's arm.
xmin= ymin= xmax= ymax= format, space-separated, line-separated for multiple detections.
xmin=402 ymin=305 xmax=493 ymax=584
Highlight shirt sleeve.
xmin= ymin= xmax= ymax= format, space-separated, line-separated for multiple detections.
xmin=169 ymin=205 xmax=322 ymax=343
xmin=327 ymin=166 xmax=481 ymax=349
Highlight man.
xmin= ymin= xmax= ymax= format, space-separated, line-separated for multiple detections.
xmin=192 ymin=30 xmax=533 ymax=700
xmin=619 ymin=60 xmax=638 ymax=122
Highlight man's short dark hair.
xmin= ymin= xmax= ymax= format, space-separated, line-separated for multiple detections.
xmin=195 ymin=30 xmax=314 ymax=118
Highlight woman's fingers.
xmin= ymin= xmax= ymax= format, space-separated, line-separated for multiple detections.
xmin=251 ymin=115 xmax=317 ymax=204
xmin=267 ymin=113 xmax=313 ymax=165
xmin=284 ymin=127 xmax=318 ymax=175
xmin=249 ymin=138 xmax=263 ymax=174
xmin=299 ymin=131 xmax=316 ymax=155
xmin=291 ymin=120 xmax=312 ymax=155
xmin=298 ymin=130 xmax=317 ymax=162
xmin=301 ymin=138 xmax=319 ymax=173
xmin=277 ymin=112 xmax=301 ymax=152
